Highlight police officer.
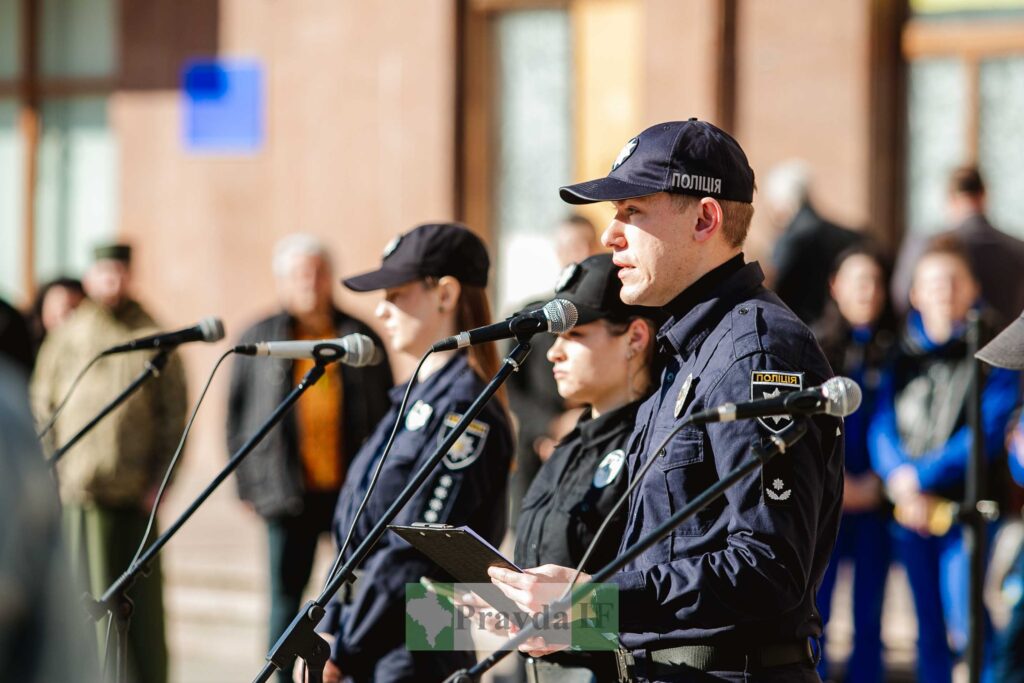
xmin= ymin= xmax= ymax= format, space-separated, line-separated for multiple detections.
xmin=512 ymin=253 xmax=662 ymax=682
xmin=489 ymin=120 xmax=844 ymax=682
xmin=317 ymin=223 xmax=515 ymax=683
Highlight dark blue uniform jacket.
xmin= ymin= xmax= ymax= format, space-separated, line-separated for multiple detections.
xmin=515 ymin=402 xmax=637 ymax=573
xmin=320 ymin=352 xmax=513 ymax=681
xmin=610 ymin=258 xmax=844 ymax=653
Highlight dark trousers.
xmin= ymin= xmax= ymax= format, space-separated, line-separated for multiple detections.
xmin=893 ymin=522 xmax=996 ymax=683
xmin=815 ymin=510 xmax=890 ymax=682
xmin=64 ymin=502 xmax=168 ymax=683
xmin=996 ymin=543 xmax=1024 ymax=683
xmin=266 ymin=491 xmax=339 ymax=683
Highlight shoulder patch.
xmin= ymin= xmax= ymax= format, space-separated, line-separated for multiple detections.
xmin=593 ymin=449 xmax=626 ymax=488
xmin=750 ymin=370 xmax=803 ymax=434
xmin=438 ymin=412 xmax=490 ymax=470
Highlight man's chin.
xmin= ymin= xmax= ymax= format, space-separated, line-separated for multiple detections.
xmin=619 ymin=284 xmax=655 ymax=307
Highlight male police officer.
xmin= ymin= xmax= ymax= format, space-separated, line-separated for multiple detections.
xmin=489 ymin=120 xmax=844 ymax=682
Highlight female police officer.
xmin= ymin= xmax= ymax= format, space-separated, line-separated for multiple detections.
xmin=513 ymin=253 xmax=661 ymax=682
xmin=317 ymin=223 xmax=514 ymax=683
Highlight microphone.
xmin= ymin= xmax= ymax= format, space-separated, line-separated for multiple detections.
xmin=101 ymin=317 xmax=225 ymax=355
xmin=430 ymin=299 xmax=579 ymax=352
xmin=234 ymin=333 xmax=385 ymax=367
xmin=689 ymin=376 xmax=862 ymax=424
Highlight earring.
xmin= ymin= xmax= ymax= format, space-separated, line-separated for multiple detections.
xmin=626 ymin=349 xmax=635 ymax=361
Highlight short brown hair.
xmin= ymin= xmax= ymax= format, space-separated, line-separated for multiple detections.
xmin=915 ymin=233 xmax=976 ymax=282
xmin=671 ymin=194 xmax=755 ymax=248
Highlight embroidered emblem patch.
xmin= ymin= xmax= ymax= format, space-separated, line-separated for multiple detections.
xmin=439 ymin=412 xmax=490 ymax=470
xmin=750 ymin=370 xmax=803 ymax=434
xmin=611 ymin=136 xmax=639 ymax=171
xmin=674 ymin=373 xmax=694 ymax=419
xmin=382 ymin=234 xmax=402 ymax=259
xmin=765 ymin=477 xmax=792 ymax=502
xmin=593 ymin=449 xmax=626 ymax=489
xmin=404 ymin=400 xmax=433 ymax=431
xmin=555 ymin=262 xmax=581 ymax=292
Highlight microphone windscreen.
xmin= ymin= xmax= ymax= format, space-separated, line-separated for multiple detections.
xmin=342 ymin=333 xmax=384 ymax=367
xmin=822 ymin=376 xmax=862 ymax=417
xmin=199 ymin=317 xmax=226 ymax=343
xmin=545 ymin=299 xmax=579 ymax=333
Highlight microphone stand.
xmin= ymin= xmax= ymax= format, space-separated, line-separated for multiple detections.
xmin=444 ymin=419 xmax=811 ymax=683
xmin=47 ymin=350 xmax=170 ymax=467
xmin=964 ymin=310 xmax=986 ymax=683
xmin=251 ymin=341 xmax=534 ymax=683
xmin=83 ymin=349 xmax=337 ymax=683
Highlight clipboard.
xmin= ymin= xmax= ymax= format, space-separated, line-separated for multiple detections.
xmin=389 ymin=523 xmax=523 ymax=615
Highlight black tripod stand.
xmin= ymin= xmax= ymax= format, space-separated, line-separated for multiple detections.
xmin=83 ymin=349 xmax=338 ymax=683
xmin=251 ymin=341 xmax=534 ymax=683
xmin=443 ymin=420 xmax=811 ymax=682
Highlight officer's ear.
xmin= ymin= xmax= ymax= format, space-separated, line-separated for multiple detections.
xmin=625 ymin=317 xmax=653 ymax=359
xmin=693 ymin=198 xmax=724 ymax=243
xmin=435 ymin=275 xmax=462 ymax=314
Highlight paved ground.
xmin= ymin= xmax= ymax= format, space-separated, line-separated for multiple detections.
xmin=157 ymin=441 xmax=1012 ymax=683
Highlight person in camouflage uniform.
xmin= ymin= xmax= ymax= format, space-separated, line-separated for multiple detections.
xmin=31 ymin=244 xmax=187 ymax=683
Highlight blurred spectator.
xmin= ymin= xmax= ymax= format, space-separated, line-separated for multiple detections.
xmin=0 ymin=356 xmax=99 ymax=683
xmin=892 ymin=165 xmax=1024 ymax=323
xmin=554 ymin=213 xmax=601 ymax=266
xmin=31 ymin=243 xmax=188 ymax=683
xmin=507 ymin=214 xmax=603 ymax=524
xmin=226 ymin=234 xmax=392 ymax=681
xmin=27 ymin=277 xmax=86 ymax=358
xmin=764 ymin=159 xmax=863 ymax=325
xmin=0 ymin=295 xmax=33 ymax=374
xmin=812 ymin=244 xmax=896 ymax=682
xmin=870 ymin=237 xmax=1020 ymax=683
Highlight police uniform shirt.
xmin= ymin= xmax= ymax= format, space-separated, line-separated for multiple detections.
xmin=320 ymin=352 xmax=514 ymax=676
xmin=610 ymin=256 xmax=844 ymax=651
xmin=515 ymin=401 xmax=637 ymax=573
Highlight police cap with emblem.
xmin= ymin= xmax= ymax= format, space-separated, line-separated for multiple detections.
xmin=559 ymin=118 xmax=755 ymax=205
xmin=555 ymin=253 xmax=665 ymax=326
xmin=976 ymin=309 xmax=1024 ymax=370
xmin=93 ymin=242 xmax=132 ymax=264
xmin=343 ymin=222 xmax=490 ymax=291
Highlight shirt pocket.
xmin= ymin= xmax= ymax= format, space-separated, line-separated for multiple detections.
xmin=654 ymin=425 xmax=718 ymax=538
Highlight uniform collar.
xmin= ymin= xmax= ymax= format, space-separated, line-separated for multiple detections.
xmin=387 ymin=351 xmax=470 ymax=404
xmin=574 ymin=400 xmax=642 ymax=446
xmin=659 ymin=259 xmax=765 ymax=357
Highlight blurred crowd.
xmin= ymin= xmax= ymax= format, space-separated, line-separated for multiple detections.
xmin=3 ymin=162 xmax=1024 ymax=683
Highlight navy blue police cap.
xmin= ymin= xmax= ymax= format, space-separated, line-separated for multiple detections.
xmin=554 ymin=253 xmax=666 ymax=326
xmin=343 ymin=222 xmax=490 ymax=292
xmin=559 ymin=119 xmax=755 ymax=205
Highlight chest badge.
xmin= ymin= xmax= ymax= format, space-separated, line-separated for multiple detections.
xmin=593 ymin=449 xmax=626 ymax=489
xmin=750 ymin=370 xmax=804 ymax=434
xmin=404 ymin=400 xmax=433 ymax=431
xmin=673 ymin=373 xmax=694 ymax=419
xmin=439 ymin=412 xmax=490 ymax=470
